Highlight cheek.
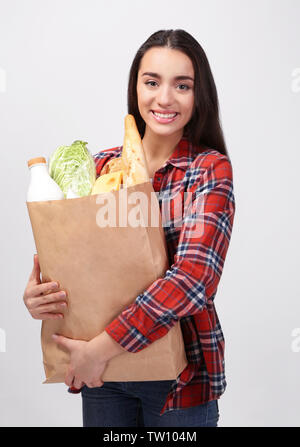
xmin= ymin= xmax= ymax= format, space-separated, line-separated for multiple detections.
xmin=183 ymin=94 xmax=194 ymax=117
xmin=137 ymin=84 xmax=153 ymax=103
xmin=139 ymin=92 xmax=153 ymax=106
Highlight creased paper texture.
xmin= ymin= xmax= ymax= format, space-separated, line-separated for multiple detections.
xmin=26 ymin=181 xmax=187 ymax=383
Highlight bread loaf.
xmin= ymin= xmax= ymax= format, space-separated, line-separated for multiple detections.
xmin=100 ymin=157 xmax=124 ymax=176
xmin=91 ymin=170 xmax=123 ymax=194
xmin=94 ymin=114 xmax=150 ymax=194
xmin=122 ymin=114 xmax=150 ymax=188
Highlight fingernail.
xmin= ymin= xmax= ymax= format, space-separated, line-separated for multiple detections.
xmin=52 ymin=334 xmax=58 ymax=340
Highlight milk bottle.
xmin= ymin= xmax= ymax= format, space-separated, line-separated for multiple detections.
xmin=27 ymin=157 xmax=64 ymax=202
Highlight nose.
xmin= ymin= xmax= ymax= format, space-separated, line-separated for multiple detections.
xmin=156 ymin=84 xmax=174 ymax=108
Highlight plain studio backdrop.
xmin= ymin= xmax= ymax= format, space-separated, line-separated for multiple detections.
xmin=0 ymin=0 xmax=299 ymax=427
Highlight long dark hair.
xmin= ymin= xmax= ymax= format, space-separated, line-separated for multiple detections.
xmin=127 ymin=29 xmax=228 ymax=157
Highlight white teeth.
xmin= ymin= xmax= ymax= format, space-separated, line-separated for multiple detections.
xmin=153 ymin=111 xmax=177 ymax=118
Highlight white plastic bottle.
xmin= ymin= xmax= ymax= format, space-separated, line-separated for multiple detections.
xmin=27 ymin=157 xmax=65 ymax=202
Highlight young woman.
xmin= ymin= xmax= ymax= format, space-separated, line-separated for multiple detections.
xmin=23 ymin=29 xmax=235 ymax=427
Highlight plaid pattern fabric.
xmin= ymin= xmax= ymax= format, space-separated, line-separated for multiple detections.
xmin=93 ymin=137 xmax=235 ymax=416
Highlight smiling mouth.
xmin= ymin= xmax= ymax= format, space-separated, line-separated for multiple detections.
xmin=151 ymin=110 xmax=179 ymax=118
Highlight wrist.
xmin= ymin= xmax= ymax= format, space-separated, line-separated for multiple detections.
xmin=89 ymin=330 xmax=127 ymax=363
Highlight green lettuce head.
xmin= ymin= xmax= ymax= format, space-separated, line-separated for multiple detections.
xmin=49 ymin=140 xmax=96 ymax=197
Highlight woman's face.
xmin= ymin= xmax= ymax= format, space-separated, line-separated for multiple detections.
xmin=136 ymin=47 xmax=195 ymax=139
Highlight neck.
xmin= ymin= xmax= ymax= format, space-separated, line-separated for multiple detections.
xmin=142 ymin=126 xmax=183 ymax=163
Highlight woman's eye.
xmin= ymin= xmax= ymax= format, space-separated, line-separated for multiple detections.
xmin=177 ymin=84 xmax=190 ymax=90
xmin=145 ymin=81 xmax=157 ymax=87
xmin=145 ymin=81 xmax=191 ymax=91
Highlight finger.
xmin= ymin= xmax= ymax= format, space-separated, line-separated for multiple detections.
xmin=73 ymin=379 xmax=84 ymax=389
xmin=27 ymin=298 xmax=67 ymax=316
xmin=93 ymin=381 xmax=103 ymax=388
xmin=34 ymin=290 xmax=67 ymax=308
xmin=33 ymin=312 xmax=64 ymax=320
xmin=30 ymin=281 xmax=60 ymax=298
xmin=29 ymin=254 xmax=41 ymax=284
xmin=90 ymin=378 xmax=104 ymax=388
xmin=52 ymin=334 xmax=73 ymax=352
xmin=65 ymin=369 xmax=75 ymax=387
xmin=36 ymin=303 xmax=67 ymax=315
xmin=27 ymin=295 xmax=67 ymax=313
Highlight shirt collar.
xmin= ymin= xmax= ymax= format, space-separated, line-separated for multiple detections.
xmin=160 ymin=137 xmax=200 ymax=171
xmin=117 ymin=137 xmax=202 ymax=172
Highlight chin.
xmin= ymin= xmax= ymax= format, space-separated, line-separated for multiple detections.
xmin=151 ymin=125 xmax=182 ymax=137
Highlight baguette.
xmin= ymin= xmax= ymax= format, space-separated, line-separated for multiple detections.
xmin=122 ymin=114 xmax=150 ymax=188
xmin=93 ymin=114 xmax=150 ymax=194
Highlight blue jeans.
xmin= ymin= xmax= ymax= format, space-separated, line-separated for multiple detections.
xmin=81 ymin=380 xmax=219 ymax=427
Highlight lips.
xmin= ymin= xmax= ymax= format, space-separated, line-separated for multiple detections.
xmin=150 ymin=110 xmax=179 ymax=123
xmin=151 ymin=110 xmax=178 ymax=115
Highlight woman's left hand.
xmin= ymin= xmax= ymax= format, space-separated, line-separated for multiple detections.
xmin=52 ymin=334 xmax=108 ymax=389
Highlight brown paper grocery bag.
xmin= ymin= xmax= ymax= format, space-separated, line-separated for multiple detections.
xmin=26 ymin=181 xmax=187 ymax=383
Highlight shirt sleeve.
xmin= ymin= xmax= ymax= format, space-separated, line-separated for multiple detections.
xmin=105 ymin=154 xmax=236 ymax=353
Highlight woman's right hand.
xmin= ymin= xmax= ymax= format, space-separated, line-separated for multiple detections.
xmin=23 ymin=254 xmax=68 ymax=320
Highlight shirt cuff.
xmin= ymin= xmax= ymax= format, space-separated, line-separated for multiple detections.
xmin=105 ymin=295 xmax=169 ymax=353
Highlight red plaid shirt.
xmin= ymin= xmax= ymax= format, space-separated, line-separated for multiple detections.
xmin=93 ymin=137 xmax=235 ymax=416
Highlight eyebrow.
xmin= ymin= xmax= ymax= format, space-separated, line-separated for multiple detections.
xmin=141 ymin=72 xmax=194 ymax=82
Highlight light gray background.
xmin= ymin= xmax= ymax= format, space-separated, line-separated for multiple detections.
xmin=0 ymin=0 xmax=299 ymax=427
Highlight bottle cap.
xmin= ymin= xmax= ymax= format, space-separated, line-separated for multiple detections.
xmin=27 ymin=157 xmax=47 ymax=168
